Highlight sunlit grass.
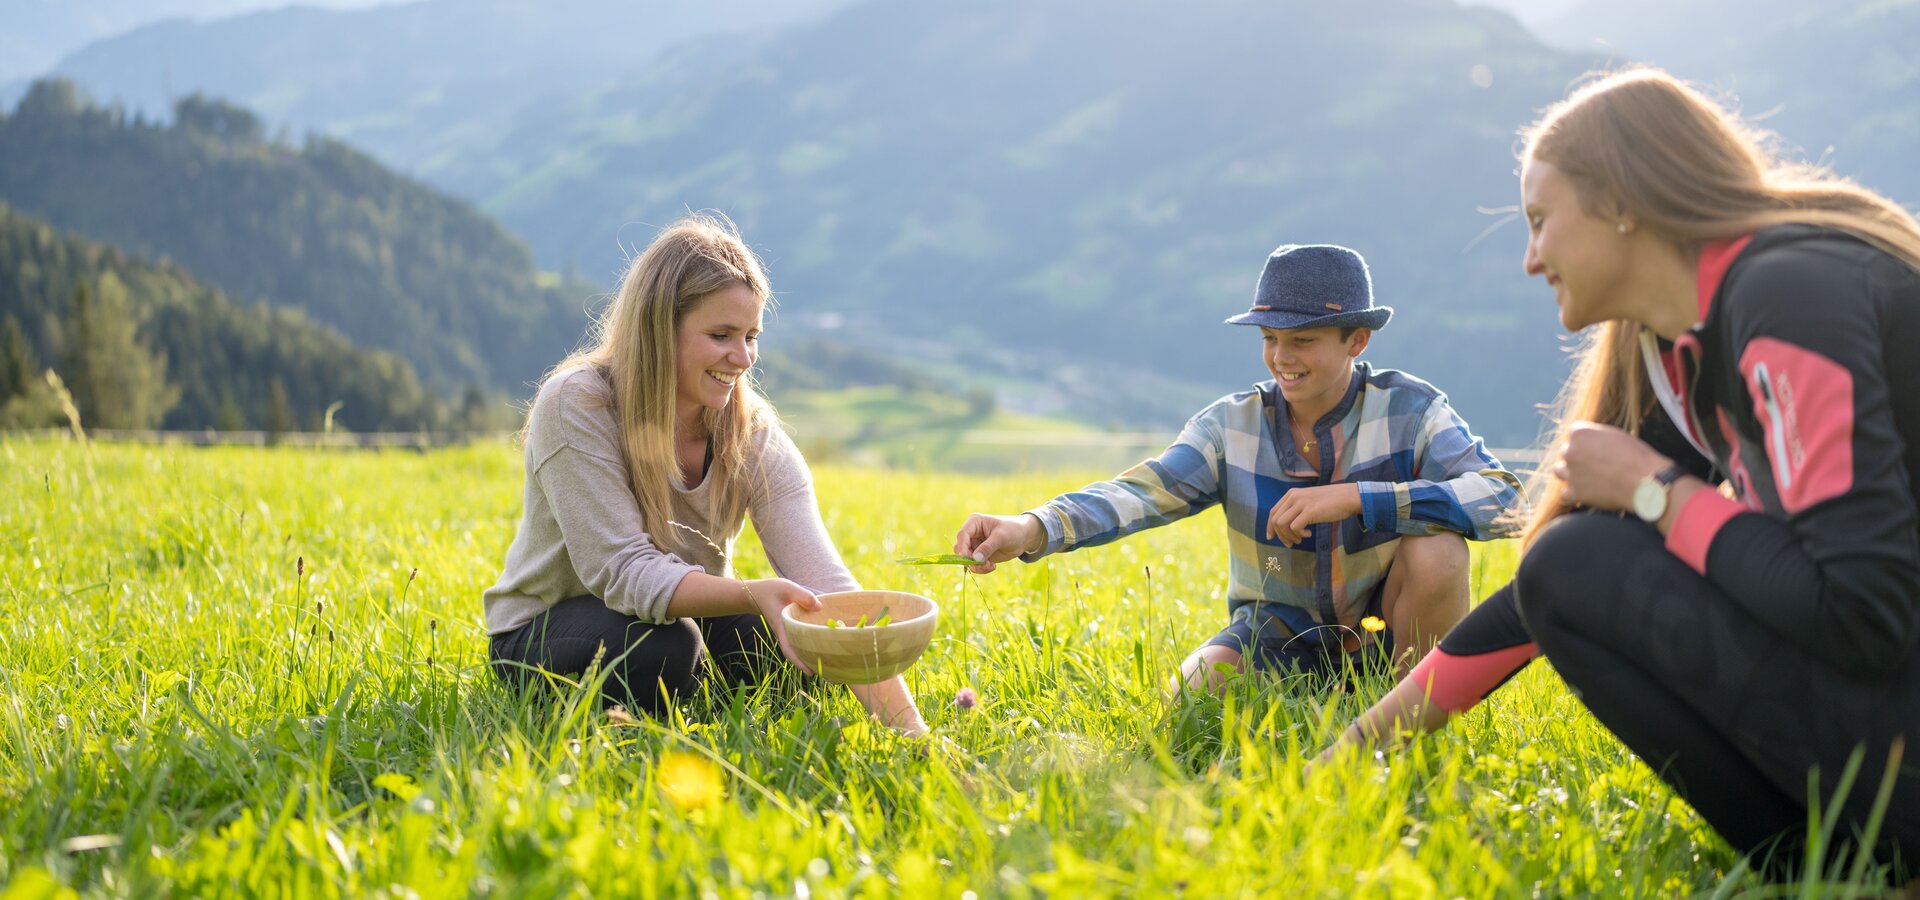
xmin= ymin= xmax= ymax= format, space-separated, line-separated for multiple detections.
xmin=0 ymin=437 xmax=1896 ymax=896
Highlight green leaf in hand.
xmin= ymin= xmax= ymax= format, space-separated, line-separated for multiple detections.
xmin=895 ymin=554 xmax=981 ymax=567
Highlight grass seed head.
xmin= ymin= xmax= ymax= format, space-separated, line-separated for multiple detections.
xmin=667 ymin=520 xmax=727 ymax=558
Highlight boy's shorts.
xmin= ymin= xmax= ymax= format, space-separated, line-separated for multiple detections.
xmin=1203 ymin=583 xmax=1394 ymax=678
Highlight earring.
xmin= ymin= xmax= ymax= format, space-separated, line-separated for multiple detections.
xmin=1617 ymin=222 xmax=1628 ymax=234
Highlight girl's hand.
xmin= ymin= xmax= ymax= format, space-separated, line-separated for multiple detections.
xmin=743 ymin=578 xmax=821 ymax=673
xmin=1554 ymin=421 xmax=1672 ymax=512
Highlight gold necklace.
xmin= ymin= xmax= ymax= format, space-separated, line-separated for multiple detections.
xmin=1299 ymin=433 xmax=1317 ymax=455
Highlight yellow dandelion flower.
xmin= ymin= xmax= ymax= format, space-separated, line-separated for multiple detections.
xmin=1360 ymin=616 xmax=1387 ymax=634
xmin=656 ymin=751 xmax=724 ymax=812
xmin=372 ymin=772 xmax=421 ymax=802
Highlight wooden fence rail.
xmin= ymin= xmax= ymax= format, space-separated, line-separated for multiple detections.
xmin=6 ymin=427 xmax=1547 ymax=465
xmin=7 ymin=428 xmax=514 ymax=449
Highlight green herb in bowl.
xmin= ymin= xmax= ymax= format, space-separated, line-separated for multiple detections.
xmin=826 ymin=607 xmax=892 ymax=629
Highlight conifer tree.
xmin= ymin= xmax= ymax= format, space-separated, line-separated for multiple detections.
xmin=455 ymin=383 xmax=489 ymax=432
xmin=62 ymin=275 xmax=180 ymax=428
xmin=265 ymin=377 xmax=295 ymax=438
xmin=62 ymin=282 xmax=96 ymax=417
xmin=0 ymin=314 xmax=34 ymax=400
xmin=215 ymin=390 xmax=248 ymax=431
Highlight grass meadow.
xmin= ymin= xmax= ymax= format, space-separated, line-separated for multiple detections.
xmin=0 ymin=437 xmax=1899 ymax=897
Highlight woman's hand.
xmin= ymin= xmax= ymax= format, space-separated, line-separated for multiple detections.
xmin=1553 ymin=421 xmax=1672 ymax=512
xmin=953 ymin=513 xmax=1044 ymax=574
xmin=1267 ymin=483 xmax=1363 ymax=546
xmin=742 ymin=577 xmax=822 ymax=673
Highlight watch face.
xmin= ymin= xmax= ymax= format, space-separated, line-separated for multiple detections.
xmin=1632 ymin=478 xmax=1665 ymax=522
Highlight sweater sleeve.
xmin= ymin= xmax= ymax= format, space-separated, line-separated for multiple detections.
xmin=526 ymin=373 xmax=701 ymax=623
xmin=745 ymin=425 xmax=860 ymax=595
xmin=1666 ymin=245 xmax=1920 ymax=678
xmin=1356 ymin=396 xmax=1524 ymax=540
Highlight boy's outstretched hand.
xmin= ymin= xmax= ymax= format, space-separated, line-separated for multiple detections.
xmin=953 ymin=513 xmax=1045 ymax=574
xmin=1266 ymin=483 xmax=1363 ymax=546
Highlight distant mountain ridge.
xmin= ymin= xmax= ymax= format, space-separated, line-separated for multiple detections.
xmin=450 ymin=0 xmax=1920 ymax=442
xmin=444 ymin=0 xmax=1591 ymax=442
xmin=23 ymin=0 xmax=853 ymax=180
xmin=0 ymin=0 xmax=347 ymax=82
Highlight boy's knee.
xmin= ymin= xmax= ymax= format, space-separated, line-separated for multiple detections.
xmin=1397 ymin=532 xmax=1469 ymax=585
xmin=1388 ymin=533 xmax=1471 ymax=622
xmin=1176 ymin=644 xmax=1243 ymax=695
xmin=1382 ymin=533 xmax=1471 ymax=657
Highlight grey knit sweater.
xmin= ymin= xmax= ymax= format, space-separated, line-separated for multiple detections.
xmin=483 ymin=366 xmax=858 ymax=635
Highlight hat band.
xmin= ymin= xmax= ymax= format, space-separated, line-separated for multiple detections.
xmin=1247 ymin=302 xmax=1352 ymax=313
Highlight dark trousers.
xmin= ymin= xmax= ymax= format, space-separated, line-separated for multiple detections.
xmin=1515 ymin=512 xmax=1920 ymax=879
xmin=489 ymin=595 xmax=780 ymax=714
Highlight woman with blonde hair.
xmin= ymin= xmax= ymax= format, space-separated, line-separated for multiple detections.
xmin=1324 ymin=67 xmax=1920 ymax=878
xmin=483 ymin=214 xmax=926 ymax=735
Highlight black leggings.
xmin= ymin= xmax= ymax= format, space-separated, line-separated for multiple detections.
xmin=1514 ymin=513 xmax=1920 ymax=879
xmin=489 ymin=595 xmax=782 ymax=714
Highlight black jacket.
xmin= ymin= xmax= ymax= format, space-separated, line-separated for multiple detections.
xmin=1667 ymin=224 xmax=1920 ymax=679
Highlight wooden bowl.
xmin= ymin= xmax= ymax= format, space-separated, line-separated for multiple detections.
xmin=781 ymin=590 xmax=939 ymax=684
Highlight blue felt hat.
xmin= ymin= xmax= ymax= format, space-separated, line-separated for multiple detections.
xmin=1223 ymin=244 xmax=1393 ymax=331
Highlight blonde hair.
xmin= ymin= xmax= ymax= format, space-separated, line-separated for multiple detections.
xmin=1519 ymin=67 xmax=1920 ymax=546
xmin=544 ymin=213 xmax=776 ymax=555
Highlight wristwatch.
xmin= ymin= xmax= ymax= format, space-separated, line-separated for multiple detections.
xmin=1632 ymin=464 xmax=1689 ymax=523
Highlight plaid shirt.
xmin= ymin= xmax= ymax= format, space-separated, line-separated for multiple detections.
xmin=1023 ymin=363 xmax=1523 ymax=637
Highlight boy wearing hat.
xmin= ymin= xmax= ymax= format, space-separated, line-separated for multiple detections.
xmin=952 ymin=244 xmax=1523 ymax=688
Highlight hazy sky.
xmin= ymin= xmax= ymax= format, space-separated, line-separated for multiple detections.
xmin=0 ymin=0 xmax=1585 ymax=84
xmin=0 ymin=0 xmax=394 ymax=81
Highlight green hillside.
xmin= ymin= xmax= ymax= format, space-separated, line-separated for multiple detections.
xmin=750 ymin=336 xmax=1169 ymax=473
xmin=0 ymin=80 xmax=598 ymax=395
xmin=0 ymin=202 xmax=440 ymax=431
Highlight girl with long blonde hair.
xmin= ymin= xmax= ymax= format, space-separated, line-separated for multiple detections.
xmin=483 ymin=214 xmax=926 ymax=734
xmin=1324 ymin=67 xmax=1920 ymax=880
